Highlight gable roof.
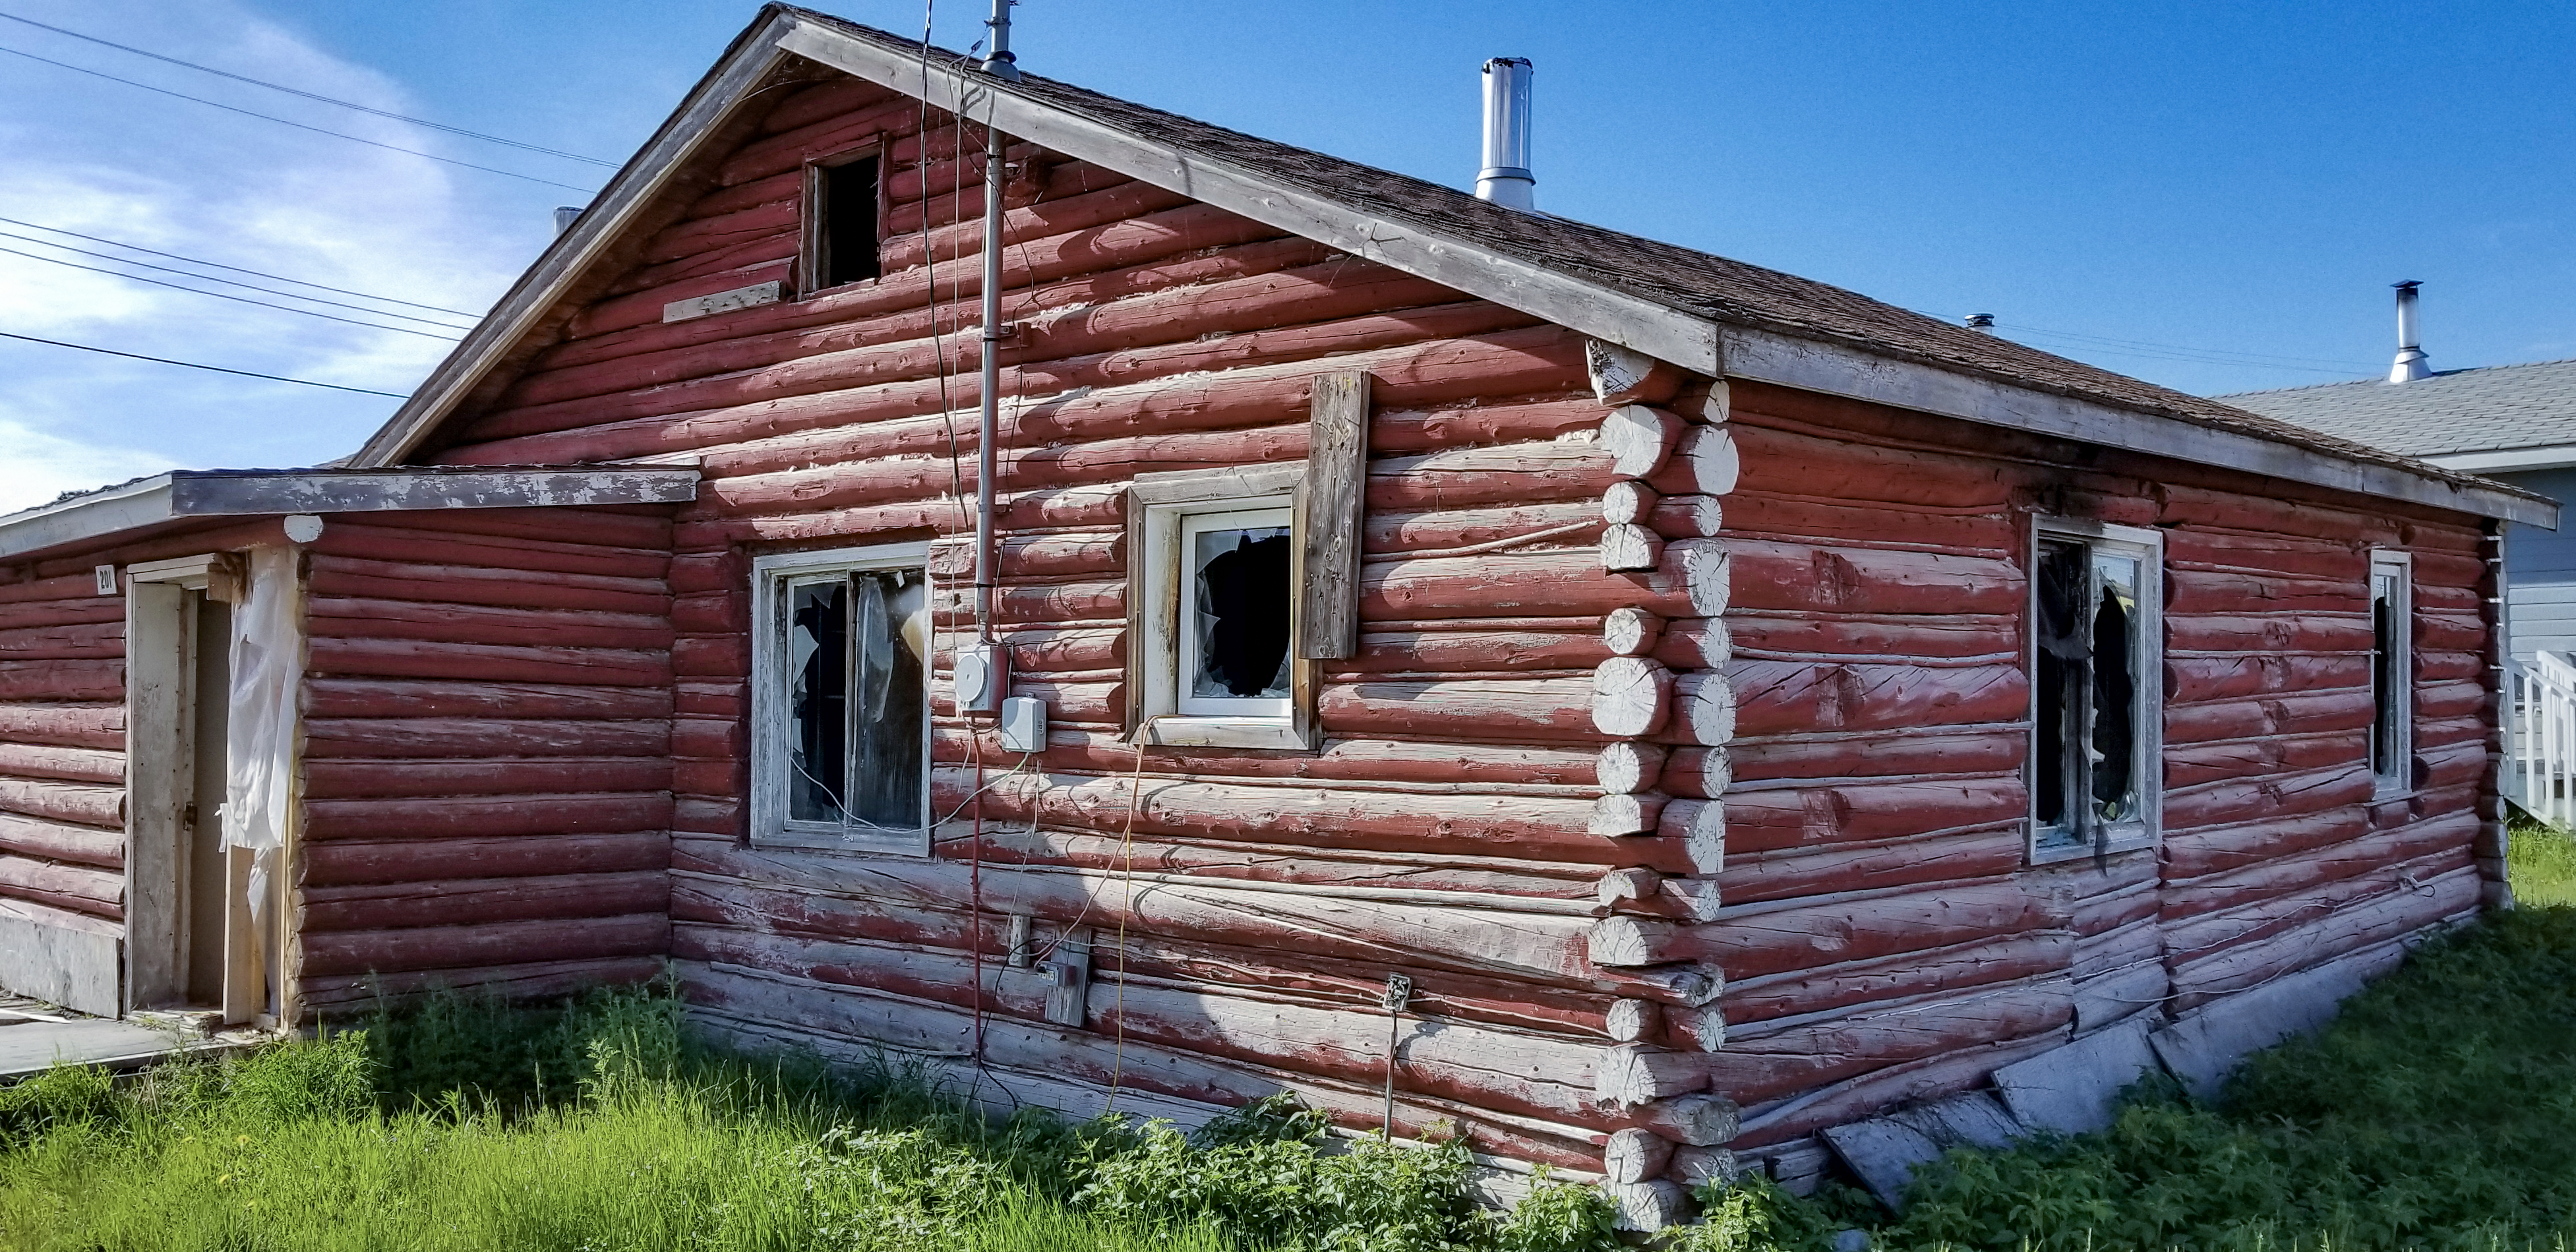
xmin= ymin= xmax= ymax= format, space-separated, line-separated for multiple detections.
xmin=2225 ymin=359 xmax=2576 ymax=472
xmin=347 ymin=4 xmax=2552 ymax=527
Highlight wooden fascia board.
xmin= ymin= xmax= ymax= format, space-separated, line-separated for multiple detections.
xmin=1720 ymin=325 xmax=2559 ymax=528
xmin=165 ymin=469 xmax=702 ymax=514
xmin=349 ymin=13 xmax=806 ymax=468
xmin=0 ymin=477 xmax=178 ymax=561
xmin=771 ymin=21 xmax=1722 ymax=376
xmin=0 ymin=470 xmax=701 ymax=562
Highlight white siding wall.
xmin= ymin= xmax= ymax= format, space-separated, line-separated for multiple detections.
xmin=2494 ymin=467 xmax=2576 ymax=662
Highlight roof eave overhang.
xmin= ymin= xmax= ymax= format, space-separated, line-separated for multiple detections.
xmin=0 ymin=467 xmax=702 ymax=562
xmin=1722 ymin=326 xmax=2558 ymax=529
xmin=2426 ymin=446 xmax=2576 ymax=477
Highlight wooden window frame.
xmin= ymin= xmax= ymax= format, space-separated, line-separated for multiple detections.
xmin=2370 ymin=549 xmax=2414 ymax=798
xmin=1125 ymin=465 xmax=1317 ymax=751
xmin=2025 ymin=516 xmax=2165 ymax=865
xmin=798 ymin=145 xmax=887 ymax=297
xmin=748 ymin=541 xmax=932 ymax=855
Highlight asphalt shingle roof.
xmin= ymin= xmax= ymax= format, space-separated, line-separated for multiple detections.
xmin=791 ymin=8 xmax=2531 ymax=507
xmin=2223 ymin=359 xmax=2576 ymax=459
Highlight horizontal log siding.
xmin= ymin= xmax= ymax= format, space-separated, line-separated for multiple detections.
xmin=1716 ymin=380 xmax=2495 ymax=1159
xmin=294 ymin=510 xmax=674 ymax=1007
xmin=405 ymin=77 xmax=1637 ymax=1166
xmin=0 ymin=558 xmax=127 ymax=931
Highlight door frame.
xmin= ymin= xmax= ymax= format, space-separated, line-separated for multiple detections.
xmin=123 ymin=553 xmax=251 ymax=1017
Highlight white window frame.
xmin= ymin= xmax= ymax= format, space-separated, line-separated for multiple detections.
xmin=1129 ymin=465 xmax=1315 ymax=751
xmin=2027 ymin=517 xmax=2165 ymax=864
xmin=749 ymin=541 xmax=932 ymax=854
xmin=2369 ymin=550 xmax=2414 ymax=797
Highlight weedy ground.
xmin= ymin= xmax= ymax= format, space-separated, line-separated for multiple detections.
xmin=5 ymin=823 xmax=2576 ymax=1251
xmin=0 ymin=981 xmax=1620 ymax=1251
xmin=1674 ymin=816 xmax=2576 ymax=1252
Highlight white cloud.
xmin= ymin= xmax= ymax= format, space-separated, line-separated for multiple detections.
xmin=0 ymin=415 xmax=182 ymax=516
xmin=0 ymin=0 xmax=556 ymax=477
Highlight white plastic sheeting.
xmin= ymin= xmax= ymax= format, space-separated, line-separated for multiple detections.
xmin=224 ymin=546 xmax=301 ymax=936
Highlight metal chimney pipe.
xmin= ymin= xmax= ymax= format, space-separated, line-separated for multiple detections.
xmin=2389 ymin=280 xmax=2429 ymax=383
xmin=553 ymin=206 xmax=583 ymax=235
xmin=1477 ymin=58 xmax=1534 ymax=210
xmin=982 ymin=0 xmax=1020 ymax=80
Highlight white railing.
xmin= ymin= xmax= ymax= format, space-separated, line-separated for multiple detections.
xmin=2504 ymin=651 xmax=2576 ymax=827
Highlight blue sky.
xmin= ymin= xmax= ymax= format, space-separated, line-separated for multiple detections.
xmin=1 ymin=0 xmax=2570 ymax=512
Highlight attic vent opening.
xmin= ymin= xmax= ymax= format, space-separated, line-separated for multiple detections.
xmin=805 ymin=153 xmax=884 ymax=291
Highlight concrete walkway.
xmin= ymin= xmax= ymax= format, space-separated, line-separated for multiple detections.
xmin=0 ymin=998 xmax=265 ymax=1081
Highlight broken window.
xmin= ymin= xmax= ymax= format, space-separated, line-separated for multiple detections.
xmin=1180 ymin=508 xmax=1294 ymax=717
xmin=1125 ymin=466 xmax=1313 ymax=750
xmin=755 ymin=545 xmax=930 ymax=851
xmin=2370 ymin=552 xmax=2412 ymax=793
xmin=805 ymin=152 xmax=882 ymax=291
xmin=2031 ymin=522 xmax=2162 ymax=860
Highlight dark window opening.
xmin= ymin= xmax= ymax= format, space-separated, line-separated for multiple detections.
xmin=816 ymin=155 xmax=882 ymax=289
xmin=2370 ymin=560 xmax=2408 ymax=786
xmin=2032 ymin=533 xmax=2149 ymax=854
xmin=1191 ymin=526 xmax=1293 ymax=701
xmin=784 ymin=567 xmax=926 ymax=833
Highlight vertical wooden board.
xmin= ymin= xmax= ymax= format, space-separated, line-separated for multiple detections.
xmin=123 ymin=582 xmax=185 ymax=1008
xmin=1298 ymin=371 xmax=1371 ymax=659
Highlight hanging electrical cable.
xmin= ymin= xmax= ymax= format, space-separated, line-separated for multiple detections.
xmin=0 ymin=330 xmax=407 ymax=396
xmin=0 ymin=214 xmax=479 ymax=316
xmin=0 ymin=230 xmax=475 ymax=330
xmin=0 ymin=244 xmax=462 ymax=339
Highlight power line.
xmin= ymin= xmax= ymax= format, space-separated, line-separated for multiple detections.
xmin=0 ymin=8 xmax=618 ymax=167
xmin=0 ymin=44 xmax=598 ymax=193
xmin=0 ymin=214 xmax=477 ymax=316
xmin=0 ymin=229 xmax=474 ymax=330
xmin=1997 ymin=321 xmax=2380 ymax=373
xmin=0 ymin=330 xmax=409 ymax=397
xmin=0 ymin=243 xmax=463 ymax=340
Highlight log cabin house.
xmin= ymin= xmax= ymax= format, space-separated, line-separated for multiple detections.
xmin=0 ymin=5 xmax=2552 ymax=1224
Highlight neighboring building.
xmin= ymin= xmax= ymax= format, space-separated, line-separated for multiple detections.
xmin=0 ymin=6 xmax=2549 ymax=1223
xmin=2227 ymin=296 xmax=2576 ymax=663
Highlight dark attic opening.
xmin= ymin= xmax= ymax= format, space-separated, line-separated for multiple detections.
xmin=810 ymin=152 xmax=883 ymax=289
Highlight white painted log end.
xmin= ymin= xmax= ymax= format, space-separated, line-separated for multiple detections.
xmin=1641 ymin=1091 xmax=1743 ymax=1147
xmin=1586 ymin=339 xmax=1685 ymax=406
xmin=1589 ymin=793 xmax=1663 ymax=838
xmin=1651 ymin=491 xmax=1724 ymax=537
xmin=1669 ymin=671 xmax=1737 ymax=747
xmin=1588 ymin=915 xmax=1674 ymax=968
xmin=1590 ymin=657 xmax=1673 ymax=738
xmin=1602 ymin=607 xmax=1664 ymax=658
xmin=1660 ymin=877 xmax=1723 ymax=924
xmin=1600 ymin=404 xmax=1685 ymax=479
xmin=1688 ymin=378 xmax=1731 ymax=425
xmin=1670 ymin=1003 xmax=1726 ymax=1052
xmin=1602 ymin=479 xmax=1659 ymax=525
xmin=1603 ymin=1127 xmax=1678 ymax=1184
xmin=1604 ymin=1178 xmax=1689 ymax=1232
xmin=1595 ymin=866 xmax=1660 ymax=910
xmin=1596 ymin=740 xmax=1667 ymax=793
xmin=1660 ymin=798 xmax=1725 ymax=876
xmin=1632 ymin=963 xmax=1725 ymax=1008
xmin=1605 ymin=996 xmax=1660 ymax=1044
xmin=1672 ymin=424 xmax=1740 ymax=496
xmin=1671 ymin=1144 xmax=1741 ymax=1187
xmin=1671 ymin=539 xmax=1731 ymax=617
xmin=1602 ymin=523 xmax=1664 ymax=572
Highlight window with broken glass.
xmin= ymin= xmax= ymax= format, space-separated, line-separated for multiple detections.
xmin=2369 ymin=551 xmax=2412 ymax=794
xmin=751 ymin=545 xmax=930 ymax=852
xmin=2029 ymin=522 xmax=2163 ymax=862
xmin=1125 ymin=464 xmax=1313 ymax=750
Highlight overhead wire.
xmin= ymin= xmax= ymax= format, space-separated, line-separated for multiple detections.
xmin=0 ymin=44 xmax=598 ymax=193
xmin=0 ymin=243 xmax=462 ymax=340
xmin=0 ymin=8 xmax=618 ymax=166
xmin=0 ymin=214 xmax=479 ymax=316
xmin=0 ymin=229 xmax=475 ymax=330
xmin=0 ymin=330 xmax=408 ymax=396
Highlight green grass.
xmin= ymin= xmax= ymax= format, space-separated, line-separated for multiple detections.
xmin=1671 ymin=819 xmax=2576 ymax=1251
xmin=0 ymin=979 xmax=1620 ymax=1252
